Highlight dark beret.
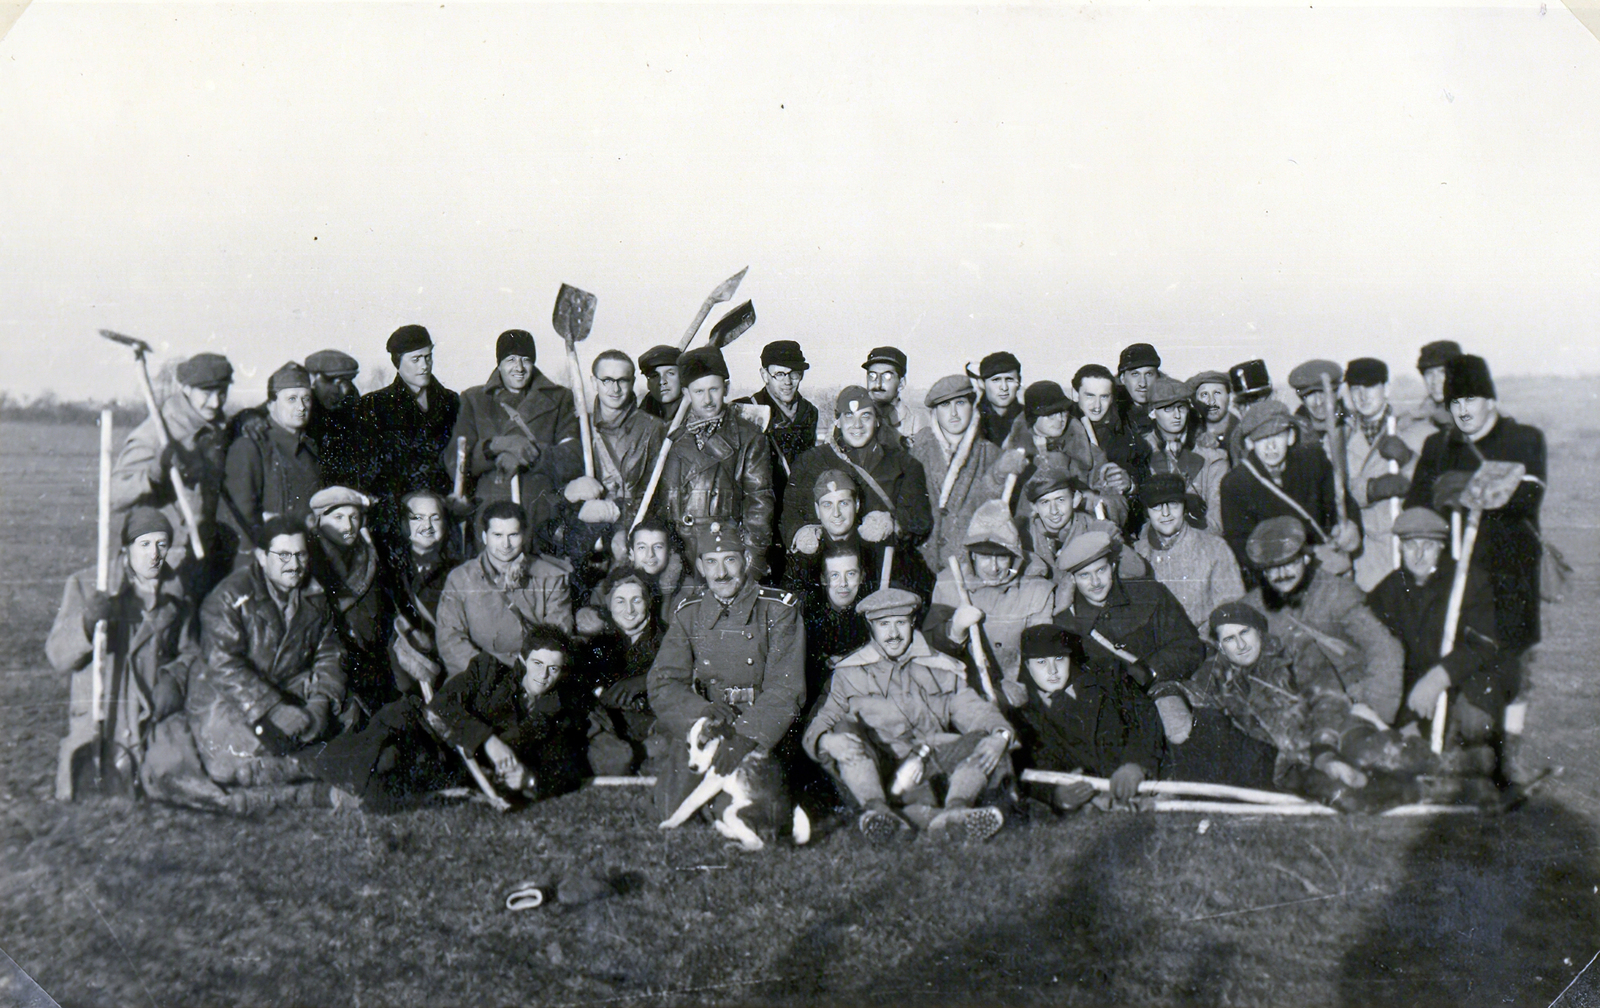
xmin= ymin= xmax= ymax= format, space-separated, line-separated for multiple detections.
xmin=678 ymin=346 xmax=730 ymax=387
xmin=386 ymin=324 xmax=433 ymax=357
xmin=979 ymin=352 xmax=1022 ymax=379
xmin=1208 ymin=600 xmax=1270 ymax=639
xmin=1023 ymin=381 xmax=1072 ymax=419
xmin=1118 ymin=343 xmax=1161 ymax=374
xmin=496 ymin=329 xmax=537 ymax=363
xmin=1344 ymin=357 xmax=1388 ymax=387
xmin=121 ymin=506 xmax=173 ymax=545
xmin=761 ymin=340 xmax=808 ymax=370
xmin=1021 ymin=624 xmax=1081 ymax=660
xmin=1417 ymin=340 xmax=1463 ymax=372
xmin=303 ymin=350 xmax=359 ymax=378
xmin=638 ymin=345 xmax=680 ymax=373
xmin=174 ymin=353 xmax=233 ymax=390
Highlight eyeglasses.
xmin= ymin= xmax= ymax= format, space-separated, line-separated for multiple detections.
xmin=267 ymin=550 xmax=308 ymax=563
xmin=765 ymin=370 xmax=801 ymax=383
xmin=594 ymin=376 xmax=632 ymax=389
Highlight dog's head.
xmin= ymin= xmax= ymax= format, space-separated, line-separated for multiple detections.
xmin=686 ymin=717 xmax=720 ymax=775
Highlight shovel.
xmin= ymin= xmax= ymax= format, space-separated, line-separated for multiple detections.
xmin=630 ymin=301 xmax=756 ymax=532
xmin=1430 ymin=459 xmax=1527 ymax=753
xmin=97 ymin=330 xmax=206 ymax=559
xmin=677 ymin=268 xmax=747 ymax=352
xmin=937 ymin=364 xmax=983 ymax=511
xmin=552 ymin=284 xmax=598 ymax=479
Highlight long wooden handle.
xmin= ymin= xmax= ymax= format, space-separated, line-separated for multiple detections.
xmin=452 ymin=436 xmax=467 ymax=498
xmin=417 ymin=678 xmax=512 ymax=812
xmin=1020 ymin=768 xmax=1311 ymax=806
xmin=937 ymin=382 xmax=983 ymax=510
xmin=93 ymin=410 xmax=113 ymax=725
xmin=631 ymin=397 xmax=693 ymax=532
xmin=510 ymin=475 xmax=522 ymax=505
xmin=1432 ymin=509 xmax=1481 ymax=754
xmin=946 ymin=555 xmax=997 ymax=703
xmin=1386 ymin=414 xmax=1401 ymax=569
xmin=567 ymin=342 xmax=595 ymax=479
xmin=128 ymin=353 xmax=206 ymax=558
xmin=879 ymin=545 xmax=894 ymax=592
xmin=1320 ymin=373 xmax=1348 ymax=527
xmin=678 ymin=301 xmax=717 ymax=352
xmin=1000 ymin=473 xmax=1018 ymax=515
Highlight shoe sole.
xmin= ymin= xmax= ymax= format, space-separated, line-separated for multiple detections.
xmin=859 ymin=812 xmax=905 ymax=845
xmin=957 ymin=807 xmax=1005 ymax=843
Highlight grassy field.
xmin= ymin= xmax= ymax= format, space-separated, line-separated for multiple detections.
xmin=2 ymin=377 xmax=1599 ymax=1007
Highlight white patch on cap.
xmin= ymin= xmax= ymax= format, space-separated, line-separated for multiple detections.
xmin=848 ymin=400 xmax=862 ymax=413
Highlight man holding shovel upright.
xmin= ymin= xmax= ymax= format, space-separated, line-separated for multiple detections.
xmin=110 ymin=352 xmax=234 ymax=597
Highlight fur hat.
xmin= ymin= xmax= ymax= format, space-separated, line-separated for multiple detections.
xmin=1137 ymin=473 xmax=1187 ymax=510
xmin=496 ymin=329 xmax=537 ymax=363
xmin=1417 ymin=340 xmax=1463 ymax=372
xmin=1444 ymin=354 xmax=1496 ymax=402
xmin=678 ymin=346 xmax=730 ymax=387
xmin=963 ymin=500 xmax=1024 ymax=558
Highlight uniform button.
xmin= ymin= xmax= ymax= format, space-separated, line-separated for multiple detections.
xmin=745 ymin=632 xmax=753 ymax=639
xmin=746 ymin=658 xmax=754 ymax=665
xmin=703 ymin=659 xmax=711 ymax=665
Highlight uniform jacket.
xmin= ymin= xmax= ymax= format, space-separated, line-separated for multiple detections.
xmin=1219 ymin=448 xmax=1356 ymax=581
xmin=647 ymin=579 xmax=805 ymax=750
xmin=1141 ymin=430 xmax=1230 ymax=535
xmin=221 ymin=421 xmax=322 ymax=553
xmin=1340 ymin=407 xmax=1432 ymax=592
xmin=1404 ymin=414 xmax=1546 ymax=651
xmin=435 ymin=551 xmax=576 ymax=677
xmin=1013 ymin=671 xmax=1163 ymax=778
xmin=908 ymin=425 xmax=1004 ymax=572
xmin=1367 ymin=559 xmax=1504 ymax=722
xmin=1133 ymin=523 xmax=1246 ymax=628
xmin=357 ymin=376 xmax=460 ymax=505
xmin=925 ymin=562 xmax=1057 ymax=700
xmin=448 ymin=369 xmax=582 ymax=531
xmin=590 ymin=399 xmax=666 ymax=519
xmin=802 ymin=633 xmax=1009 ymax=761
xmin=1052 ymin=576 xmax=1204 ymax=688
xmin=1178 ymin=634 xmax=1352 ymax=782
xmin=1242 ymin=564 xmax=1405 ymax=723
xmin=658 ymin=409 xmax=776 ymax=565
xmin=780 ymin=437 xmax=933 ymax=562
xmin=109 ymin=392 xmax=228 ymax=565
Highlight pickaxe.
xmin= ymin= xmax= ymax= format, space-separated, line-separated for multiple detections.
xmin=97 ymin=330 xmax=206 ymax=559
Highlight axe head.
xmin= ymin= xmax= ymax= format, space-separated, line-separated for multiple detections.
xmin=1460 ymin=460 xmax=1527 ymax=511
xmin=99 ymin=329 xmax=153 ymax=356
xmin=708 ymin=301 xmax=756 ymax=349
xmin=708 ymin=266 xmax=748 ymax=305
xmin=552 ymin=284 xmax=597 ymax=345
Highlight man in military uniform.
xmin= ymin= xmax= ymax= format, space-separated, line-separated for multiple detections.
xmin=646 ymin=519 xmax=806 ymax=831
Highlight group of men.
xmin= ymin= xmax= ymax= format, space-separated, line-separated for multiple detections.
xmin=48 ymin=321 xmax=1547 ymax=838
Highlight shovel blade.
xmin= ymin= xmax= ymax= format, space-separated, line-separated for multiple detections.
xmin=708 ymin=301 xmax=756 ymax=348
xmin=552 ymin=285 xmax=598 ymax=344
xmin=708 ymin=266 xmax=748 ymax=305
xmin=1461 ymin=460 xmax=1527 ymax=511
xmin=98 ymin=329 xmax=153 ymax=355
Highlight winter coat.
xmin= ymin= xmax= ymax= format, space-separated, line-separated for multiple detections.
xmin=47 ymin=560 xmax=199 ymax=799
xmin=1340 ymin=408 xmax=1433 ymax=591
xmin=780 ymin=437 xmax=934 ymax=565
xmin=579 ymin=621 xmax=664 ymax=742
xmin=1179 ymin=634 xmax=1353 ymax=783
xmin=357 ymin=376 xmax=460 ymax=514
xmin=435 ymin=551 xmax=575 ymax=677
xmin=1242 ymin=563 xmax=1406 ymax=723
xmin=802 ymin=633 xmax=1009 ymax=762
xmin=1219 ymin=448 xmax=1357 ymax=583
xmin=221 ymin=421 xmax=322 ymax=554
xmin=189 ymin=563 xmax=347 ymax=782
xmin=1141 ymin=430 xmax=1230 ymax=535
xmin=1133 ymin=523 xmax=1246 ymax=628
xmin=109 ymin=392 xmax=228 ymax=567
xmin=590 ymin=399 xmax=666 ymax=521
xmin=426 ymin=651 xmax=588 ymax=796
xmin=978 ymin=399 xmax=1024 ymax=448
xmin=1197 ymin=412 xmax=1242 ymax=464
xmin=874 ymin=395 xmax=929 ymax=450
xmin=733 ymin=388 xmax=819 ymax=487
xmin=657 ymin=409 xmax=776 ymax=571
xmin=1404 ymin=414 xmax=1546 ymax=651
xmin=1052 ymin=576 xmax=1204 ymax=689
xmin=310 ymin=533 xmax=390 ymax=706
xmin=647 ymin=579 xmax=805 ymax=750
xmin=1012 ymin=671 xmax=1163 ymax=778
xmin=447 ymin=369 xmax=582 ymax=532
xmin=926 ymin=560 xmax=1057 ymax=704
xmin=908 ymin=424 xmax=1004 ymax=573
xmin=1061 ymin=407 xmax=1151 ymax=529
xmin=1018 ymin=511 xmax=1151 ymax=585
xmin=799 ymin=587 xmax=872 ymax=709
xmin=1367 ymin=558 xmax=1507 ymax=722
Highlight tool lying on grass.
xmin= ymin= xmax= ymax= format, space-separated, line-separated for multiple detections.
xmin=1019 ymin=769 xmax=1479 ymax=817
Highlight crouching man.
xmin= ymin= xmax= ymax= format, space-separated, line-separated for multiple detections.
xmin=186 ymin=516 xmax=350 ymax=808
xmin=646 ymin=520 xmax=805 ymax=835
xmin=803 ymin=587 xmax=1013 ymax=844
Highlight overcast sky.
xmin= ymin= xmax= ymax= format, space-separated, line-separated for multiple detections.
xmin=2 ymin=0 xmax=1597 ymax=404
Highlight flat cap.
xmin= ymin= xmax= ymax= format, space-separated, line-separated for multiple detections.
xmin=121 ymin=505 xmax=173 ymax=545
xmin=812 ymin=468 xmax=857 ymax=501
xmin=1118 ymin=343 xmax=1161 ymax=373
xmin=856 ymin=586 xmax=921 ymax=619
xmin=638 ymin=345 xmax=680 ymax=373
xmin=979 ymin=351 xmax=1022 ymax=379
xmin=925 ymin=374 xmax=977 ymax=408
xmin=1393 ymin=507 xmax=1451 ymax=541
xmin=1288 ymin=359 xmax=1343 ymax=393
xmin=1229 ymin=359 xmax=1272 ymax=398
xmin=835 ymin=385 xmax=874 ymax=415
xmin=862 ymin=346 xmax=907 ymax=374
xmin=1417 ymin=340 xmax=1463 ymax=372
xmin=386 ymin=324 xmax=433 ymax=357
xmin=692 ymin=519 xmax=744 ymax=556
xmin=1023 ymin=380 xmax=1072 ymax=419
xmin=1137 ymin=472 xmax=1188 ymax=510
xmin=1245 ymin=516 xmax=1307 ymax=569
xmin=174 ymin=353 xmax=234 ymax=390
xmin=1145 ymin=376 xmax=1193 ymax=411
xmin=1187 ymin=370 xmax=1230 ymax=391
xmin=1444 ymin=354 xmax=1496 ymax=402
xmin=1208 ymin=600 xmax=1270 ymax=638
xmin=1021 ymin=624 xmax=1081 ymax=660
xmin=1057 ymin=530 xmax=1115 ymax=574
xmin=496 ymin=329 xmax=537 ymax=363
xmin=308 ymin=486 xmax=371 ymax=516
xmin=678 ymin=346 xmax=730 ymax=387
xmin=1239 ymin=399 xmax=1295 ymax=440
xmin=304 ymin=349 xmax=359 ymax=378
xmin=267 ymin=362 xmax=312 ymax=396
xmin=1344 ymin=357 xmax=1388 ymax=387
xmin=1025 ymin=469 xmax=1087 ymax=504
xmin=761 ymin=340 xmax=808 ymax=371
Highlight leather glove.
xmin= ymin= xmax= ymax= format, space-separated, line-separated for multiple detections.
xmin=81 ymin=589 xmax=114 ymax=636
xmin=1406 ymin=664 xmax=1452 ymax=720
xmin=266 ymin=703 xmax=314 ymax=738
xmin=791 ymin=524 xmax=824 ymax=555
xmin=1053 ymin=780 xmax=1097 ymax=811
xmin=1108 ymin=762 xmax=1147 ymax=802
xmin=151 ymin=670 xmax=185 ymax=721
xmin=858 ymin=510 xmax=896 ymax=543
xmin=711 ymin=733 xmax=758 ymax=775
xmin=159 ymin=441 xmax=200 ymax=485
xmin=703 ymin=699 xmax=738 ymax=728
xmin=992 ymin=448 xmax=1029 ymax=478
xmin=302 ymin=699 xmax=333 ymax=742
xmin=234 ymin=410 xmax=271 ymax=444
xmin=574 ymin=607 xmax=606 ymax=636
xmin=949 ymin=604 xmax=985 ymax=640
xmin=1366 ymin=474 xmax=1410 ymax=502
xmin=600 ymin=676 xmax=648 ymax=711
xmin=1432 ymin=470 xmax=1474 ymax=512
xmin=564 ymin=476 xmax=606 ymax=502
xmin=578 ymin=499 xmax=622 ymax=525
xmin=1376 ymin=434 xmax=1416 ymax=466
xmin=495 ymin=451 xmax=524 ymax=477
xmin=1091 ymin=462 xmax=1131 ymax=496
xmin=488 ymin=434 xmax=538 ymax=467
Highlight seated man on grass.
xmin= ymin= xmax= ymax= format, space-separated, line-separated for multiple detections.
xmin=803 ymin=587 xmax=1013 ymax=844
xmin=1011 ymin=624 xmax=1162 ymax=813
